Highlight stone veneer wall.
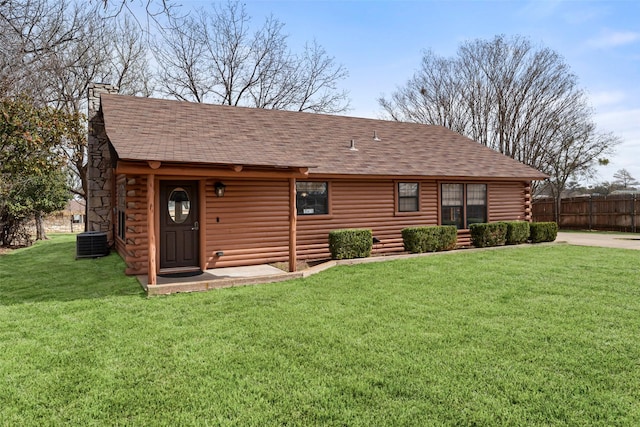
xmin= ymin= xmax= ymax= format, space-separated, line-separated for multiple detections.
xmin=87 ymin=83 xmax=119 ymax=245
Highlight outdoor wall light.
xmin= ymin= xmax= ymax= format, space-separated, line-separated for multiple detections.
xmin=214 ymin=181 xmax=226 ymax=197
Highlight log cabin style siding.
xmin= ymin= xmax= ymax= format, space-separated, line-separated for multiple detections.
xmin=112 ymin=175 xmax=533 ymax=274
xmin=297 ymin=179 xmax=439 ymax=260
xmin=205 ymin=179 xmax=291 ymax=268
xmin=120 ymin=175 xmax=149 ymax=275
xmin=488 ymin=182 xmax=532 ymax=222
xmin=87 ymin=89 xmax=547 ymax=284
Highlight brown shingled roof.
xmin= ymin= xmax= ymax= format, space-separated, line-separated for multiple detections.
xmin=101 ymin=94 xmax=547 ymax=180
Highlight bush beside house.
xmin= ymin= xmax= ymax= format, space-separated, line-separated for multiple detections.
xmin=329 ymin=221 xmax=558 ymax=263
xmin=328 ymin=229 xmax=373 ymax=260
xmin=470 ymin=221 xmax=557 ymax=247
xmin=469 ymin=222 xmax=508 ymax=248
xmin=401 ymin=226 xmax=457 ymax=253
xmin=530 ymin=222 xmax=559 ymax=243
xmin=504 ymin=221 xmax=531 ymax=245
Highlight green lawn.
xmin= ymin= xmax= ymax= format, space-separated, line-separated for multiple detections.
xmin=1 ymin=235 xmax=639 ymax=426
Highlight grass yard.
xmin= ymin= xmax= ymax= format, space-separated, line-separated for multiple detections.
xmin=1 ymin=235 xmax=639 ymax=426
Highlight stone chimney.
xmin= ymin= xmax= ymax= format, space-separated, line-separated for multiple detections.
xmin=87 ymin=83 xmax=119 ymax=242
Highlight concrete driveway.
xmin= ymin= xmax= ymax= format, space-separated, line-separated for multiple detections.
xmin=557 ymin=231 xmax=640 ymax=250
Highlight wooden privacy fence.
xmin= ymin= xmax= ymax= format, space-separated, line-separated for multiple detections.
xmin=532 ymin=194 xmax=639 ymax=233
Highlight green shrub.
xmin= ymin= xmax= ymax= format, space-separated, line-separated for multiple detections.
xmin=469 ymin=222 xmax=508 ymax=248
xmin=328 ymin=229 xmax=373 ymax=260
xmin=401 ymin=226 xmax=457 ymax=253
xmin=504 ymin=221 xmax=531 ymax=245
xmin=529 ymin=222 xmax=558 ymax=243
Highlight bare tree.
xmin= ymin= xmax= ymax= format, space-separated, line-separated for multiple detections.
xmin=154 ymin=1 xmax=349 ymax=113
xmin=41 ymin=8 xmax=154 ymax=201
xmin=379 ymin=50 xmax=468 ymax=134
xmin=1 ymin=0 xmax=155 ymax=205
xmin=0 ymin=0 xmax=95 ymax=232
xmin=612 ymin=169 xmax=639 ymax=189
xmin=380 ymin=35 xmax=620 ymax=207
xmin=0 ymin=0 xmax=89 ymax=101
xmin=152 ymin=13 xmax=213 ymax=102
xmin=89 ymin=16 xmax=155 ymax=189
xmin=283 ymin=40 xmax=351 ymax=113
xmin=543 ymin=117 xmax=619 ymax=221
xmin=106 ymin=15 xmax=156 ymax=97
xmin=98 ymin=0 xmax=177 ymax=22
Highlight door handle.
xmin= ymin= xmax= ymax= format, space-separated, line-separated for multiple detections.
xmin=192 ymin=221 xmax=199 ymax=231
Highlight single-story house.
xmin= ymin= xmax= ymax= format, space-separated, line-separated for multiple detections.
xmin=41 ymin=199 xmax=86 ymax=233
xmin=87 ymin=84 xmax=547 ymax=285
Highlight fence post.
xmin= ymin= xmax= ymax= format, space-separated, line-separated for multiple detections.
xmin=589 ymin=195 xmax=593 ymax=231
xmin=633 ymin=195 xmax=637 ymax=233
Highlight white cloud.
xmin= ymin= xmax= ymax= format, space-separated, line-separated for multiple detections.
xmin=596 ymin=108 xmax=640 ymax=136
xmin=589 ymin=90 xmax=626 ymax=109
xmin=587 ymin=30 xmax=640 ymax=49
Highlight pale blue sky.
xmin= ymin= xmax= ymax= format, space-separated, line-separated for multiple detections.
xmin=177 ymin=0 xmax=640 ymax=184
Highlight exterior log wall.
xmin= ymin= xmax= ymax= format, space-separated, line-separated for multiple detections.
xmin=116 ymin=176 xmax=532 ymax=275
xmin=115 ymin=174 xmax=149 ymax=275
xmin=488 ymin=182 xmax=529 ymax=222
xmin=297 ymin=180 xmax=438 ymax=260
xmin=205 ymin=179 xmax=290 ymax=268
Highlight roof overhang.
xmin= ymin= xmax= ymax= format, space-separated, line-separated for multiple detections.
xmin=115 ymin=160 xmax=312 ymax=179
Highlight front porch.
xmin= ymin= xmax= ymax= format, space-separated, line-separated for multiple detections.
xmin=138 ymin=264 xmax=304 ymax=295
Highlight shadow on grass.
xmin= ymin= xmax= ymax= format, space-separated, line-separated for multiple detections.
xmin=0 ymin=234 xmax=144 ymax=306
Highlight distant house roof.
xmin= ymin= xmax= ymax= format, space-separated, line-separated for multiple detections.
xmin=100 ymin=94 xmax=548 ymax=180
xmin=610 ymin=189 xmax=640 ymax=195
xmin=68 ymin=199 xmax=85 ymax=212
xmin=53 ymin=199 xmax=84 ymax=215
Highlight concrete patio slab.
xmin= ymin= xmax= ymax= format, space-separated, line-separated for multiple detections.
xmin=138 ymin=264 xmax=302 ymax=295
xmin=204 ymin=264 xmax=285 ymax=278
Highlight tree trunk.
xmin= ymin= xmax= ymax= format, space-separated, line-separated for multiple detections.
xmin=554 ymin=194 xmax=562 ymax=225
xmin=35 ymin=212 xmax=48 ymax=241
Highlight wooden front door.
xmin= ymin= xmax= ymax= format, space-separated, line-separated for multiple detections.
xmin=160 ymin=181 xmax=200 ymax=271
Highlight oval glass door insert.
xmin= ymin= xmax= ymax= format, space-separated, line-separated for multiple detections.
xmin=168 ymin=188 xmax=190 ymax=223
